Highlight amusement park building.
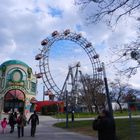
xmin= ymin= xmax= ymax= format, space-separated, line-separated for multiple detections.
xmin=0 ymin=60 xmax=37 ymax=114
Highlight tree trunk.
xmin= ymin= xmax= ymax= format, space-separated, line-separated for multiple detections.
xmin=117 ymin=101 xmax=123 ymax=113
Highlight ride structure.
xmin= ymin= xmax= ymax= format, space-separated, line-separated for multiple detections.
xmin=35 ymin=29 xmax=103 ymax=101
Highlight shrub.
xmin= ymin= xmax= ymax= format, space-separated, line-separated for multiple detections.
xmin=41 ymin=104 xmax=58 ymax=115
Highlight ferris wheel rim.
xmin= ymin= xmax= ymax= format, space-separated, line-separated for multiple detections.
xmin=37 ymin=30 xmax=103 ymax=97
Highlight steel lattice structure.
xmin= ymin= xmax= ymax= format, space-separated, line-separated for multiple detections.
xmin=35 ymin=29 xmax=103 ymax=99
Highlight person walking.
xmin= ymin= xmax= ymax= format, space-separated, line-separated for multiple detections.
xmin=28 ymin=111 xmax=39 ymax=137
xmin=92 ymin=110 xmax=116 ymax=140
xmin=8 ymin=112 xmax=15 ymax=133
xmin=1 ymin=118 xmax=8 ymax=134
xmin=14 ymin=111 xmax=17 ymax=122
xmin=17 ymin=112 xmax=26 ymax=138
xmin=71 ymin=110 xmax=75 ymax=122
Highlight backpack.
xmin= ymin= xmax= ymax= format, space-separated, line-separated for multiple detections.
xmin=17 ymin=115 xmax=26 ymax=126
xmin=17 ymin=116 xmax=22 ymax=125
xmin=9 ymin=114 xmax=14 ymax=123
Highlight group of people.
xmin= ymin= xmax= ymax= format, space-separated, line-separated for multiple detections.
xmin=1 ymin=111 xmax=39 ymax=138
xmin=1 ymin=109 xmax=116 ymax=140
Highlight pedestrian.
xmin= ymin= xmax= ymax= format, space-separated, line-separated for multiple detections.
xmin=1 ymin=118 xmax=8 ymax=134
xmin=17 ymin=112 xmax=26 ymax=138
xmin=14 ymin=111 xmax=17 ymax=121
xmin=28 ymin=111 xmax=39 ymax=137
xmin=92 ymin=110 xmax=116 ymax=140
xmin=8 ymin=112 xmax=15 ymax=133
xmin=71 ymin=110 xmax=74 ymax=122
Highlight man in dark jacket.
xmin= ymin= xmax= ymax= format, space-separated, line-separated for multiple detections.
xmin=28 ymin=111 xmax=39 ymax=137
xmin=8 ymin=112 xmax=15 ymax=133
xmin=93 ymin=110 xmax=116 ymax=140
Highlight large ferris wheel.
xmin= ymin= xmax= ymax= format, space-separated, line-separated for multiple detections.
xmin=35 ymin=29 xmax=103 ymax=99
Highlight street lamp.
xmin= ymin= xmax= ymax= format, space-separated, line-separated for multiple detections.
xmin=65 ymin=88 xmax=69 ymax=128
xmin=43 ymin=85 xmax=45 ymax=101
xmin=98 ymin=62 xmax=113 ymax=118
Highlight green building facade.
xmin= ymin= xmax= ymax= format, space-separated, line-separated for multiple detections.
xmin=0 ymin=60 xmax=37 ymax=114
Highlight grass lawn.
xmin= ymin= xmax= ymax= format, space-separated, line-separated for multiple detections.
xmin=53 ymin=110 xmax=140 ymax=119
xmin=53 ymin=112 xmax=97 ymax=118
xmin=53 ymin=118 xmax=140 ymax=140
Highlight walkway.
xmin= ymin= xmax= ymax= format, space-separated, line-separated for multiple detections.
xmin=0 ymin=115 xmax=97 ymax=140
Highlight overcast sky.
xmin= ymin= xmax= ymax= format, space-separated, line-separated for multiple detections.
xmin=0 ymin=0 xmax=139 ymax=100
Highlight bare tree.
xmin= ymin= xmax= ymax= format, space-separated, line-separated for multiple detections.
xmin=80 ymin=74 xmax=106 ymax=113
xmin=75 ymin=0 xmax=140 ymax=77
xmin=109 ymin=29 xmax=140 ymax=77
xmin=75 ymin=0 xmax=140 ymax=26
xmin=109 ymin=78 xmax=131 ymax=112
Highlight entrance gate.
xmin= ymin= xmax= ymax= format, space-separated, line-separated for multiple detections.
xmin=4 ymin=89 xmax=25 ymax=112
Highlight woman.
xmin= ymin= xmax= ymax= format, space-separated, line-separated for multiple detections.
xmin=17 ymin=112 xmax=26 ymax=138
xmin=8 ymin=113 xmax=15 ymax=133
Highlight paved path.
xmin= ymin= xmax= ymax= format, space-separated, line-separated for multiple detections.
xmin=0 ymin=115 xmax=97 ymax=140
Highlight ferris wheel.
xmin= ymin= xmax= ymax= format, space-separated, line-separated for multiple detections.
xmin=35 ymin=29 xmax=103 ymax=99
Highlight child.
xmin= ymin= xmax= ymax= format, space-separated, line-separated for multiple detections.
xmin=1 ymin=118 xmax=8 ymax=134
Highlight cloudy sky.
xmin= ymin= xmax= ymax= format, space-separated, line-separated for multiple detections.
xmin=0 ymin=0 xmax=139 ymax=100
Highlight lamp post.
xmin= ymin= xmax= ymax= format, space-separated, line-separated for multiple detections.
xmin=102 ymin=62 xmax=113 ymax=118
xmin=65 ymin=89 xmax=69 ymax=128
xmin=43 ymin=85 xmax=45 ymax=101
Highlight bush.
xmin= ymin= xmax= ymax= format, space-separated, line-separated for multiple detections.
xmin=41 ymin=104 xmax=58 ymax=115
xmin=41 ymin=106 xmax=48 ymax=115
